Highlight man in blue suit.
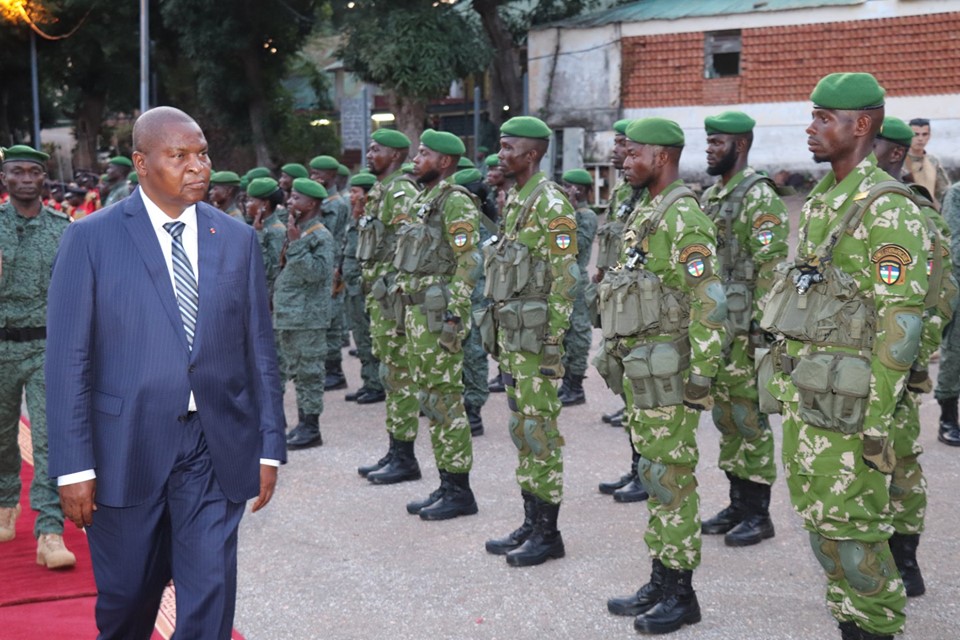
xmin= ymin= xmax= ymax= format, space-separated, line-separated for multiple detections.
xmin=45 ymin=107 xmax=287 ymax=640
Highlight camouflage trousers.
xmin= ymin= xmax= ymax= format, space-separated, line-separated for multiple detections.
xmin=277 ymin=328 xmax=327 ymax=416
xmin=0 ymin=341 xmax=64 ymax=537
xmin=325 ymin=292 xmax=345 ymax=364
xmin=499 ymin=348 xmax=564 ymax=504
xmin=935 ymin=304 xmax=960 ymax=400
xmin=561 ymin=285 xmax=593 ymax=377
xmin=404 ymin=303 xmax=472 ymax=473
xmin=889 ymin=391 xmax=926 ymax=535
xmin=345 ymin=287 xmax=382 ymax=392
xmin=781 ymin=401 xmax=906 ymax=636
xmin=711 ymin=334 xmax=777 ymax=485
xmin=368 ymin=300 xmax=419 ymax=442
xmin=462 ymin=293 xmax=490 ymax=410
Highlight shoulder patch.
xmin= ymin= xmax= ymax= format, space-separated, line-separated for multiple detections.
xmin=392 ymin=213 xmax=412 ymax=225
xmin=679 ymin=244 xmax=712 ymax=263
xmin=547 ymin=215 xmax=576 ymax=231
xmin=871 ymin=244 xmax=912 ymax=286
xmin=753 ymin=213 xmax=782 ymax=229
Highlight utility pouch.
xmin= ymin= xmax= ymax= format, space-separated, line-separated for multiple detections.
xmin=356 ymin=218 xmax=384 ymax=262
xmin=595 ymin=220 xmax=626 ymax=271
xmin=621 ymin=338 xmax=690 ymax=410
xmin=724 ymin=282 xmax=754 ymax=336
xmin=598 ymin=268 xmax=664 ymax=339
xmin=791 ymin=352 xmax=871 ymax=434
xmin=592 ymin=342 xmax=625 ymax=396
xmin=583 ymin=280 xmax=601 ymax=328
xmin=420 ymin=284 xmax=450 ymax=333
xmin=754 ymin=347 xmax=782 ymax=415
xmin=370 ymin=273 xmax=400 ymax=324
xmin=484 ymin=240 xmax=532 ymax=302
xmin=496 ymin=299 xmax=548 ymax=353
xmin=393 ymin=223 xmax=431 ymax=273
xmin=472 ymin=305 xmax=499 ymax=358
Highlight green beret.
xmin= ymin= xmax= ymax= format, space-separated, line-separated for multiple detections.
xmin=109 ymin=156 xmax=133 ymax=168
xmin=349 ymin=173 xmax=377 ymax=188
xmin=240 ymin=177 xmax=249 ymax=191
xmin=210 ymin=170 xmax=241 ymax=185
xmin=453 ymin=168 xmax=482 ymax=186
xmin=2 ymin=144 xmax=49 ymax=165
xmin=457 ymin=156 xmax=475 ymax=169
xmin=371 ymin=128 xmax=411 ymax=149
xmin=337 ymin=164 xmax=350 ymax=177
xmin=401 ymin=162 xmax=415 ymax=173
xmin=613 ymin=119 xmax=632 ymax=135
xmin=420 ymin=129 xmax=466 ymax=156
xmin=500 ymin=116 xmax=551 ymax=140
xmin=625 ymin=117 xmax=685 ymax=147
xmin=810 ymin=72 xmax=885 ymax=110
xmin=878 ymin=116 xmax=915 ymax=147
xmin=127 ymin=172 xmax=139 ymax=184
xmin=292 ymin=177 xmax=327 ymax=200
xmin=309 ymin=155 xmax=340 ymax=170
xmin=246 ymin=177 xmax=280 ymax=199
xmin=484 ymin=153 xmax=500 ymax=167
xmin=245 ymin=167 xmax=272 ymax=180
xmin=562 ymin=168 xmax=593 ymax=186
xmin=281 ymin=163 xmax=308 ymax=179
xmin=704 ymin=111 xmax=755 ymax=135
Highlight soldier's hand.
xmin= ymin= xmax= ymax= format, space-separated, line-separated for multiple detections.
xmin=438 ymin=319 xmax=462 ymax=353
xmin=682 ymin=374 xmax=714 ymax=412
xmin=906 ymin=367 xmax=933 ymax=394
xmin=862 ymin=435 xmax=896 ymax=474
xmin=539 ymin=341 xmax=564 ymax=379
xmin=286 ymin=217 xmax=301 ymax=242
xmin=59 ymin=479 xmax=97 ymax=529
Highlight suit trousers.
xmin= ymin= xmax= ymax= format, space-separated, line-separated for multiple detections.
xmin=86 ymin=413 xmax=245 ymax=640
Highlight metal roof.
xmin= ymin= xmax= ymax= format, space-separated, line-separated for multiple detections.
xmin=542 ymin=0 xmax=864 ymax=29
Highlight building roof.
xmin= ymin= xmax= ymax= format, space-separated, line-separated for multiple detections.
xmin=544 ymin=0 xmax=864 ymax=29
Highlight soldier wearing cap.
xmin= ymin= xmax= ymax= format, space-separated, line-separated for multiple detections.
xmin=0 ymin=145 xmax=76 ymax=568
xmin=275 ymin=177 xmax=335 ymax=449
xmin=126 ymin=171 xmax=139 ymax=196
xmin=600 ymin=118 xmax=725 ymax=634
xmin=483 ymin=152 xmax=512 ymax=395
xmin=759 ymin=73 xmax=928 ymax=640
xmin=480 ymin=116 xmax=580 ymax=567
xmin=395 ymin=129 xmax=481 ymax=520
xmin=698 ymin=110 xmax=788 ymax=548
xmin=557 ymin=168 xmax=597 ymax=408
xmin=357 ymin=129 xmax=424 ymax=484
xmin=209 ymin=171 xmax=245 ymax=221
xmin=872 ymin=115 xmax=956 ymax=597
xmin=101 ymin=155 xmax=133 ymax=207
xmin=245 ymin=177 xmax=288 ymax=295
xmin=310 ymin=155 xmax=351 ymax=392
xmin=279 ymin=163 xmax=308 ymax=199
xmin=343 ymin=172 xmax=385 ymax=406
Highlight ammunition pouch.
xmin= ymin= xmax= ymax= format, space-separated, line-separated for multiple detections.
xmin=790 ymin=351 xmax=871 ymax=434
xmin=723 ymin=281 xmax=754 ymax=337
xmin=370 ymin=272 xmax=403 ymax=325
xmin=472 ymin=304 xmax=499 ymax=358
xmin=408 ymin=283 xmax=450 ymax=333
xmin=583 ymin=280 xmax=601 ymax=328
xmin=620 ymin=337 xmax=691 ymax=410
xmin=592 ymin=341 xmax=625 ymax=396
xmin=356 ymin=217 xmax=387 ymax=262
xmin=495 ymin=298 xmax=549 ymax=354
xmin=393 ymin=215 xmax=456 ymax=277
xmin=595 ymin=220 xmax=626 ymax=271
xmin=598 ymin=267 xmax=689 ymax=339
xmin=754 ymin=346 xmax=782 ymax=415
xmin=483 ymin=239 xmax=551 ymax=302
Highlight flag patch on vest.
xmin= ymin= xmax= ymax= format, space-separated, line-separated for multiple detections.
xmin=871 ymin=244 xmax=911 ymax=286
xmin=687 ymin=258 xmax=705 ymax=277
xmin=555 ymin=233 xmax=572 ymax=250
xmin=757 ymin=229 xmax=773 ymax=245
xmin=448 ymin=221 xmax=474 ymax=250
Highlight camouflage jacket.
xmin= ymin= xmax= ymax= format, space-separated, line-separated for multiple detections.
xmin=573 ymin=203 xmax=598 ymax=279
xmin=256 ymin=211 xmax=286 ymax=293
xmin=608 ymin=177 xmax=635 ymax=221
xmin=272 ymin=216 xmax=335 ymax=330
xmin=359 ymin=169 xmax=420 ymax=284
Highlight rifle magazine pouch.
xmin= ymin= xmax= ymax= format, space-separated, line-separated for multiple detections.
xmin=598 ymin=269 xmax=662 ymax=339
xmin=623 ymin=340 xmax=687 ymax=410
xmin=393 ymin=224 xmax=430 ymax=273
xmin=595 ymin=220 xmax=625 ymax=271
xmin=592 ymin=342 xmax=625 ymax=395
xmin=495 ymin=299 xmax=548 ymax=354
xmin=473 ymin=305 xmax=499 ymax=357
xmin=356 ymin=218 xmax=384 ymax=261
xmin=483 ymin=241 xmax=531 ymax=302
xmin=420 ymin=284 xmax=449 ymax=332
xmin=791 ymin=352 xmax=870 ymax=434
xmin=754 ymin=347 xmax=782 ymax=415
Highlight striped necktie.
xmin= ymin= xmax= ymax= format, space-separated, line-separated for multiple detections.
xmin=163 ymin=221 xmax=199 ymax=349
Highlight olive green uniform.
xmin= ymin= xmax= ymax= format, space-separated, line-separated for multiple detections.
xmin=343 ymin=214 xmax=382 ymax=394
xmin=562 ymin=203 xmax=597 ymax=377
xmin=321 ymin=190 xmax=350 ymax=367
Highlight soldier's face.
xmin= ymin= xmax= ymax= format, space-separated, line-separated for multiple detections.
xmin=413 ymin=145 xmax=443 ymax=184
xmin=209 ymin=184 xmax=233 ymax=206
xmin=278 ymin=173 xmax=293 ymax=193
xmin=246 ymin=196 xmax=268 ymax=219
xmin=611 ymin=133 xmax=627 ymax=170
xmin=705 ymin=134 xmax=737 ymax=176
xmin=910 ymin=125 xmax=930 ymax=154
xmin=1 ymin=161 xmax=46 ymax=202
xmin=806 ymin=109 xmax=856 ymax=164
xmin=562 ymin=181 xmax=581 ymax=203
xmin=134 ymin=121 xmax=211 ymax=213
xmin=286 ymin=191 xmax=316 ymax=218
xmin=485 ymin=165 xmax=504 ymax=187
xmin=872 ymin=138 xmax=905 ymax=175
xmin=498 ymin=137 xmax=530 ymax=179
xmin=622 ymin=141 xmax=657 ymax=189
xmin=106 ymin=163 xmax=126 ymax=182
xmin=349 ymin=186 xmax=367 ymax=212
xmin=366 ymin=142 xmax=396 ymax=176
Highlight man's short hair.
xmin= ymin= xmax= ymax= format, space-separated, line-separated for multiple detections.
xmin=909 ymin=118 xmax=930 ymax=128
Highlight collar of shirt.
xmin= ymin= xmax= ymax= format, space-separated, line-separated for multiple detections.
xmin=141 ymin=188 xmax=198 ymax=240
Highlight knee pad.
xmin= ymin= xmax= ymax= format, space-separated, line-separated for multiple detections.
xmin=554 ymin=261 xmax=580 ymax=303
xmin=731 ymin=397 xmax=767 ymax=442
xmin=876 ymin=308 xmax=922 ymax=371
xmin=522 ymin=416 xmax=563 ymax=460
xmin=809 ymin=533 xmax=844 ymax=582
xmin=809 ymin=533 xmax=896 ymax=597
xmin=380 ymin=362 xmax=399 ymax=393
xmin=694 ymin=278 xmax=727 ymax=329
xmin=508 ymin=413 xmax=528 ymax=455
xmin=711 ymin=402 xmax=739 ymax=437
xmin=635 ymin=457 xmax=697 ymax=511
xmin=889 ymin=455 xmax=922 ymax=502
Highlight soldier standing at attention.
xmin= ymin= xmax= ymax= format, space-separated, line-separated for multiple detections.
xmin=0 ymin=145 xmax=75 ymax=568
xmin=484 ymin=153 xmax=512 ymax=395
xmin=396 ymin=130 xmax=481 ymax=520
xmin=278 ymin=163 xmax=308 ymax=225
xmin=480 ymin=116 xmax=579 ymax=567
xmin=557 ymin=168 xmax=597 ymax=407
xmin=356 ymin=130 xmax=423 ymax=484
xmin=276 ymin=178 xmax=335 ymax=449
xmin=245 ymin=177 xmax=288 ymax=296
xmin=698 ymin=111 xmax=788 ymax=547
xmin=873 ymin=115 xmax=957 ymax=597
xmin=208 ymin=171 xmax=245 ymax=221
xmin=759 ymin=73 xmax=927 ymax=640
xmin=101 ymin=156 xmax=133 ymax=207
xmin=935 ymin=180 xmax=960 ymax=446
xmin=601 ymin=119 xmax=725 ymax=634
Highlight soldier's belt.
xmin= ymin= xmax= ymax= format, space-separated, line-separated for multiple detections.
xmin=0 ymin=326 xmax=46 ymax=342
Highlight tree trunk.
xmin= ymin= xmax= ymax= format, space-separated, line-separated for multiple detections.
xmin=240 ymin=49 xmax=272 ymax=168
xmin=472 ymin=0 xmax=523 ymax=125
xmin=388 ymin=91 xmax=427 ymax=155
xmin=72 ymin=92 xmax=106 ymax=173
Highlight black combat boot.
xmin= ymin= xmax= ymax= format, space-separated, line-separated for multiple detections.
xmin=324 ymin=360 xmax=347 ymax=390
xmin=465 ymin=403 xmax=484 ymax=437
xmin=557 ymin=373 xmax=571 ymax=402
xmin=406 ymin=470 xmax=448 ymax=515
xmin=702 ymin=472 xmax=744 ymax=534
xmin=345 ymin=386 xmax=370 ymax=402
xmin=356 ymin=387 xmax=386 ymax=404
xmin=607 ymin=557 xmax=668 ymax=616
xmin=888 ymin=532 xmax=925 ymax=597
xmin=858 ymin=628 xmax=893 ymax=640
xmin=419 ymin=471 xmax=479 ymax=521
xmin=724 ymin=480 xmax=775 ymax=547
xmin=613 ymin=453 xmax=648 ymax=503
xmin=600 ymin=448 xmax=639 ymax=495
xmin=633 ymin=568 xmax=701 ymax=634
xmin=838 ymin=621 xmax=861 ymax=640
xmin=938 ymin=397 xmax=960 ymax=446
xmin=602 ymin=405 xmax=625 ymax=427
xmin=485 ymin=492 xmax=537 ymax=555
xmin=366 ymin=438 xmax=421 ymax=484
xmin=560 ymin=374 xmax=586 ymax=406
xmin=488 ymin=372 xmax=506 ymax=393
xmin=358 ymin=435 xmax=395 ymax=477
xmin=287 ymin=414 xmax=322 ymax=448
xmin=505 ymin=498 xmax=565 ymax=567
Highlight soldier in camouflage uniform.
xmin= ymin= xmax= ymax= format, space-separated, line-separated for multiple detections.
xmin=245 ymin=177 xmax=288 ymax=296
xmin=275 ymin=178 xmax=335 ymax=449
xmin=396 ymin=130 xmax=481 ymax=520
xmin=343 ymin=172 xmax=384 ymax=404
xmin=208 ymin=171 xmax=245 ymax=221
xmin=356 ymin=130 xmax=424 ymax=484
xmin=483 ymin=154 xmax=512 ymax=394
xmin=310 ymin=156 xmax=351 ymax=392
xmin=101 ymin=156 xmax=133 ymax=207
xmin=936 ymin=181 xmax=960 ymax=446
xmin=698 ymin=111 xmax=789 ymax=547
xmin=759 ymin=73 xmax=927 ymax=640
xmin=479 ymin=116 xmax=579 ymax=567
xmin=0 ymin=145 xmax=76 ymax=568
xmin=557 ymin=168 xmax=597 ymax=407
xmin=873 ymin=116 xmax=957 ymax=597
xmin=601 ymin=119 xmax=725 ymax=635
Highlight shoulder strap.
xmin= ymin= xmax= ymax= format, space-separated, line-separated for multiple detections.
xmin=633 ymin=184 xmax=697 ymax=246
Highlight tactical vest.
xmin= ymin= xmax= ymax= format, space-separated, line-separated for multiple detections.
xmin=356 ymin=176 xmax=417 ymax=263
xmin=394 ymin=183 xmax=476 ymax=277
xmin=702 ymin=173 xmax=775 ymax=336
xmin=912 ymin=190 xmax=959 ymax=321
xmin=595 ymin=187 xmax=641 ymax=271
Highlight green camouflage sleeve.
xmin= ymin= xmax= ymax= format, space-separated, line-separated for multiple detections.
xmin=540 ymin=187 xmax=580 ymax=339
xmin=915 ymin=210 xmax=954 ymax=370
xmin=442 ymin=190 xmax=481 ymax=324
xmin=743 ymin=180 xmax=790 ymax=306
xmin=284 ymin=226 xmax=334 ymax=284
xmin=575 ymin=206 xmax=598 ymax=273
xmin=943 ymin=184 xmax=960 ymax=276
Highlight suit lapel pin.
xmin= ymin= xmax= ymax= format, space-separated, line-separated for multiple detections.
xmin=209 ymin=227 xmax=216 ymax=234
